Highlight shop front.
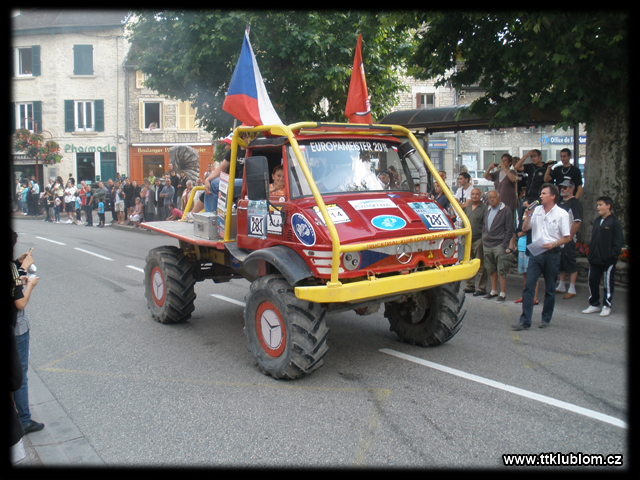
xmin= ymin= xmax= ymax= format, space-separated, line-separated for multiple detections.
xmin=129 ymin=143 xmax=214 ymax=183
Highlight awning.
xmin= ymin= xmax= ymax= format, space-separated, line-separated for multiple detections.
xmin=379 ymin=105 xmax=563 ymax=133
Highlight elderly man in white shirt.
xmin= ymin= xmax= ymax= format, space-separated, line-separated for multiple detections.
xmin=511 ymin=183 xmax=572 ymax=330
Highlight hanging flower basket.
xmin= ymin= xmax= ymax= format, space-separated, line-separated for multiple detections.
xmin=13 ymin=128 xmax=62 ymax=166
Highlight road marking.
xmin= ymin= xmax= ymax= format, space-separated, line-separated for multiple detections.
xmin=36 ymin=236 xmax=66 ymax=245
xmin=74 ymin=247 xmax=114 ymax=261
xmin=127 ymin=265 xmax=145 ymax=273
xmin=211 ymin=294 xmax=246 ymax=307
xmin=380 ymin=348 xmax=627 ymax=429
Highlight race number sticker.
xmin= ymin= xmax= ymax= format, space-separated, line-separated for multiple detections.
xmin=408 ymin=202 xmax=453 ymax=231
xmin=267 ymin=206 xmax=283 ymax=236
xmin=312 ymin=204 xmax=351 ymax=225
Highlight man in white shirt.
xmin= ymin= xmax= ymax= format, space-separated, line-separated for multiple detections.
xmin=511 ymin=183 xmax=572 ymax=330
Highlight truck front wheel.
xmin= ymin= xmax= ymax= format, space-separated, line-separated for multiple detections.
xmin=244 ymin=275 xmax=329 ymax=379
xmin=384 ymin=282 xmax=465 ymax=346
xmin=144 ymin=246 xmax=196 ymax=324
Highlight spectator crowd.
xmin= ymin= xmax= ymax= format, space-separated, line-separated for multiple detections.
xmin=429 ymin=148 xmax=625 ymax=327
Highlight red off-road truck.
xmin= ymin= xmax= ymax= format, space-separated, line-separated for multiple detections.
xmin=142 ymin=122 xmax=480 ymax=379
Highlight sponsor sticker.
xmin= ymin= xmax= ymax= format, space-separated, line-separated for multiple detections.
xmin=247 ymin=200 xmax=268 ymax=239
xmin=312 ymin=204 xmax=351 ymax=225
xmin=349 ymin=198 xmax=397 ymax=211
xmin=291 ymin=213 xmax=316 ymax=246
xmin=371 ymin=215 xmax=407 ymax=231
xmin=408 ymin=202 xmax=453 ymax=230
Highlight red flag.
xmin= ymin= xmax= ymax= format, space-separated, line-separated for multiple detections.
xmin=345 ymin=34 xmax=372 ymax=124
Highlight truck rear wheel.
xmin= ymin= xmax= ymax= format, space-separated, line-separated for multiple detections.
xmin=144 ymin=246 xmax=196 ymax=324
xmin=244 ymin=275 xmax=329 ymax=379
xmin=384 ymin=282 xmax=465 ymax=346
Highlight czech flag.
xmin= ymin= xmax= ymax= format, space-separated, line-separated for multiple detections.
xmin=223 ymin=30 xmax=283 ymax=126
xmin=344 ymin=33 xmax=372 ymax=124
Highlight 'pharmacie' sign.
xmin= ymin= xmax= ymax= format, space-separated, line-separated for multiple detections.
xmin=65 ymin=143 xmax=117 ymax=153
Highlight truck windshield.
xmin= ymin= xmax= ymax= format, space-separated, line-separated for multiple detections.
xmin=287 ymin=139 xmax=416 ymax=198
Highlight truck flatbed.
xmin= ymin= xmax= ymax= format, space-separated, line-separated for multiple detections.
xmin=141 ymin=220 xmax=228 ymax=249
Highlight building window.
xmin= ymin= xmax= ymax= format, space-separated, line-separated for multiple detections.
xmin=17 ymin=103 xmax=34 ymax=131
xmin=416 ymin=93 xmax=435 ymax=109
xmin=65 ymin=99 xmax=104 ymax=132
xmin=73 ymin=45 xmax=93 ymax=75
xmin=77 ymin=153 xmax=96 ymax=184
xmin=13 ymin=46 xmax=41 ymax=77
xmin=75 ymin=101 xmax=94 ymax=131
xmin=178 ymin=101 xmax=197 ymax=130
xmin=140 ymin=101 xmax=162 ymax=130
xmin=17 ymin=47 xmax=33 ymax=75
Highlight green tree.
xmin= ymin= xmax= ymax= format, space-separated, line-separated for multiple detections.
xmin=408 ymin=12 xmax=629 ymax=244
xmin=126 ymin=10 xmax=414 ymax=137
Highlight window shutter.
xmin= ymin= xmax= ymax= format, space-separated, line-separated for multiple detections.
xmin=11 ymin=48 xmax=14 ymax=77
xmin=139 ymin=101 xmax=144 ymax=130
xmin=32 ymin=45 xmax=41 ymax=76
xmin=136 ymin=71 xmax=145 ymax=88
xmin=416 ymin=93 xmax=421 ymax=109
xmin=94 ymin=100 xmax=104 ymax=131
xmin=65 ymin=100 xmax=75 ymax=132
xmin=33 ymin=101 xmax=42 ymax=133
xmin=74 ymin=45 xmax=93 ymax=75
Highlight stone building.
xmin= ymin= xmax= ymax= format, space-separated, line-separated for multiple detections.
xmin=391 ymin=75 xmax=586 ymax=190
xmin=122 ymin=63 xmax=216 ymax=183
xmin=11 ymin=9 xmax=131 ymax=186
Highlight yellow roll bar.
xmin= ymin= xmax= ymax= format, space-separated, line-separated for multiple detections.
xmin=223 ymin=122 xmax=478 ymax=303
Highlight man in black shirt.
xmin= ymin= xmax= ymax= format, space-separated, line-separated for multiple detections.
xmin=555 ymin=180 xmax=583 ymax=299
xmin=544 ymin=148 xmax=583 ymax=200
xmin=514 ymin=149 xmax=556 ymax=204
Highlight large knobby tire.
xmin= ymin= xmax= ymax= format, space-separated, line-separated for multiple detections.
xmin=384 ymin=281 xmax=466 ymax=346
xmin=244 ymin=275 xmax=329 ymax=380
xmin=144 ymin=246 xmax=196 ymax=324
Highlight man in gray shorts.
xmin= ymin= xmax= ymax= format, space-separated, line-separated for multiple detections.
xmin=481 ymin=190 xmax=514 ymax=302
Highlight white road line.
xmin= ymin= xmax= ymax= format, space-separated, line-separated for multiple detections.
xmin=211 ymin=294 xmax=246 ymax=307
xmin=126 ymin=265 xmax=145 ymax=273
xmin=35 ymin=236 xmax=66 ymax=245
xmin=379 ymin=348 xmax=627 ymax=429
xmin=74 ymin=247 xmax=114 ymax=262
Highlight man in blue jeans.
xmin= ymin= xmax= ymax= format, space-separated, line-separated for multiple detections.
xmin=511 ymin=184 xmax=572 ymax=330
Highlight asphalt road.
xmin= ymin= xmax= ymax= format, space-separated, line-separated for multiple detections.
xmin=11 ymin=218 xmax=629 ymax=469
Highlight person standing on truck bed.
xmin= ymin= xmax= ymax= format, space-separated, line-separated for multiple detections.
xmin=203 ymin=133 xmax=247 ymax=213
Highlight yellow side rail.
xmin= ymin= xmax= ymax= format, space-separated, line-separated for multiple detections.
xmin=223 ymin=122 xmax=479 ymax=303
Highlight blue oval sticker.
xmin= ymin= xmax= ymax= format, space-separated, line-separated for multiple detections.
xmin=371 ymin=215 xmax=407 ymax=231
xmin=291 ymin=213 xmax=316 ymax=246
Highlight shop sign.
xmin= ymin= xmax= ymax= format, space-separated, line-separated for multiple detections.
xmin=65 ymin=143 xmax=117 ymax=153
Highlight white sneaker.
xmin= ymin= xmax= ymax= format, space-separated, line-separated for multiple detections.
xmin=582 ymin=305 xmax=601 ymax=314
xmin=599 ymin=306 xmax=611 ymax=317
xmin=66 ymin=219 xmax=72 ymax=224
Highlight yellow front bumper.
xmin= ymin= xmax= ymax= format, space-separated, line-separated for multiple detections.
xmin=294 ymin=258 xmax=480 ymax=304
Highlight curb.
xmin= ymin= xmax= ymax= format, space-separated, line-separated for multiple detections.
xmin=13 ymin=367 xmax=104 ymax=467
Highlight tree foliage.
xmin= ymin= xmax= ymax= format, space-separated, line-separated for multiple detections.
xmin=126 ymin=10 xmax=415 ymax=137
xmin=408 ymin=12 xmax=629 ymax=131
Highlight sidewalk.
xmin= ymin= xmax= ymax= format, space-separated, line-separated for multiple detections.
xmin=12 ymin=367 xmax=104 ymax=467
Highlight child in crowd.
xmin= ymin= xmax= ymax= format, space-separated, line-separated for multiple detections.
xmin=97 ymin=198 xmax=105 ymax=228
xmin=131 ymin=197 xmax=144 ymax=228
xmin=53 ymin=197 xmax=61 ymax=223
xmin=166 ymin=202 xmax=183 ymax=221
xmin=75 ymin=195 xmax=82 ymax=225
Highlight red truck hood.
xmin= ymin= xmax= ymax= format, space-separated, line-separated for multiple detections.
xmin=297 ymin=193 xmax=455 ymax=245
